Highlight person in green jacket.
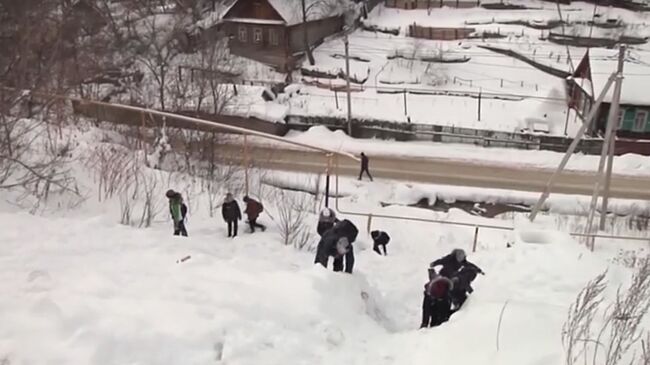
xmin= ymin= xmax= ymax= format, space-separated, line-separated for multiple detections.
xmin=166 ymin=189 xmax=188 ymax=237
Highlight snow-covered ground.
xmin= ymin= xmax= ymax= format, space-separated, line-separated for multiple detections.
xmin=2 ymin=117 xmax=650 ymax=364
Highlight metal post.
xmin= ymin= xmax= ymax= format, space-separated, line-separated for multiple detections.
xmin=334 ymin=89 xmax=339 ymax=109
xmin=563 ymin=105 xmax=571 ymax=136
xmin=325 ymin=153 xmax=332 ymax=208
xmin=243 ymin=134 xmax=249 ymax=196
xmin=344 ymin=36 xmax=352 ymax=136
xmin=472 ymin=226 xmax=479 ymax=252
xmin=366 ymin=213 xmax=373 ymax=234
xmin=529 ymin=72 xmax=617 ymax=222
xmin=599 ymin=45 xmax=626 ymax=230
xmin=478 ymin=88 xmax=482 ymax=121
xmin=403 ymin=89 xmax=408 ymax=115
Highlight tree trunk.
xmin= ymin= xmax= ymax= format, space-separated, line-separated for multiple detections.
xmin=302 ymin=0 xmax=315 ymax=65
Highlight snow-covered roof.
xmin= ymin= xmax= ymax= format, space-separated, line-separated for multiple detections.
xmin=586 ymin=48 xmax=650 ymax=106
xmin=267 ymin=0 xmax=349 ymax=26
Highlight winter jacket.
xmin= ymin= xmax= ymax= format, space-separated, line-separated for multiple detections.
xmin=168 ymin=193 xmax=183 ymax=224
xmin=222 ymin=199 xmax=242 ymax=222
xmin=244 ymin=198 xmax=263 ymax=220
xmin=430 ymin=253 xmax=483 ymax=279
xmin=424 ymin=276 xmax=454 ymax=301
xmin=371 ymin=230 xmax=390 ymax=246
xmin=314 ymin=219 xmax=358 ymax=273
xmin=451 ymin=264 xmax=481 ymax=295
xmin=361 ymin=154 xmax=369 ymax=169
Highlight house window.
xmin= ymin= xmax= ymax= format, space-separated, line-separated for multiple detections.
xmin=269 ymin=29 xmax=279 ymax=46
xmin=238 ymin=26 xmax=247 ymax=42
xmin=253 ymin=27 xmax=263 ymax=44
xmin=634 ymin=110 xmax=647 ymax=132
xmin=617 ymin=108 xmax=625 ymax=129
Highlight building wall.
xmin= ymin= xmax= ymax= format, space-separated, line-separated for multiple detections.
xmin=222 ymin=21 xmax=291 ymax=69
xmin=408 ymin=24 xmax=475 ymax=40
xmin=596 ymin=103 xmax=650 ymax=138
xmin=288 ymin=16 xmax=344 ymax=53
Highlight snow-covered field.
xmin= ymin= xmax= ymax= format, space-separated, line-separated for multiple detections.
xmin=1 ymin=119 xmax=650 ymax=365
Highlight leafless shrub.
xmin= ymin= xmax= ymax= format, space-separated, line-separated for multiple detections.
xmin=274 ymin=190 xmax=314 ymax=250
xmin=85 ymin=145 xmax=140 ymax=202
xmin=563 ymin=258 xmax=650 ymax=365
xmin=563 ymin=271 xmax=607 ymax=365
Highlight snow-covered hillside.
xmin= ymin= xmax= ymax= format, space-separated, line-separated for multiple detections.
xmin=0 ymin=120 xmax=649 ymax=365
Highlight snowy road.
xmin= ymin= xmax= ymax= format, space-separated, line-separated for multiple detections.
xmin=227 ymin=145 xmax=650 ymax=200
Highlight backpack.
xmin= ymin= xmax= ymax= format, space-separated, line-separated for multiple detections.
xmin=181 ymin=203 xmax=188 ymax=219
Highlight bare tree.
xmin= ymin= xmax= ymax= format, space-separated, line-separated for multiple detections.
xmin=298 ymin=0 xmax=350 ymax=66
xmin=274 ymin=190 xmax=314 ymax=250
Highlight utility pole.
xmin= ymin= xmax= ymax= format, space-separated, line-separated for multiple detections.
xmin=529 ymin=72 xmax=617 ymax=222
xmin=599 ymin=45 xmax=626 ymax=230
xmin=344 ymin=35 xmax=352 ymax=136
xmin=585 ymin=45 xmax=625 ymax=245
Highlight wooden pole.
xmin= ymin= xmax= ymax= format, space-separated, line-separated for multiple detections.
xmin=529 ymin=72 xmax=617 ymax=221
xmin=599 ymin=45 xmax=626 ymax=231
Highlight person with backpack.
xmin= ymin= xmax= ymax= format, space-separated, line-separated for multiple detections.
xmin=370 ymin=230 xmax=390 ymax=256
xmin=222 ymin=193 xmax=242 ymax=238
xmin=314 ymin=219 xmax=358 ymax=274
xmin=166 ymin=189 xmax=188 ymax=237
xmin=243 ymin=196 xmax=266 ymax=233
xmin=317 ymin=207 xmax=339 ymax=237
xmin=420 ymin=269 xmax=454 ymax=328
xmin=429 ymin=248 xmax=483 ymax=279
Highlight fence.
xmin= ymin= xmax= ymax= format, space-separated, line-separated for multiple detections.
xmin=386 ymin=0 xmax=479 ymax=9
xmin=408 ymin=24 xmax=476 ymax=40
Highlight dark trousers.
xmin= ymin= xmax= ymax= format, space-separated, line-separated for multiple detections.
xmin=373 ymin=243 xmax=387 ymax=255
xmin=358 ymin=167 xmax=373 ymax=181
xmin=332 ymin=249 xmax=355 ymax=274
xmin=227 ymin=220 xmax=238 ymax=237
xmin=420 ymin=295 xmax=451 ymax=328
xmin=174 ymin=220 xmax=188 ymax=237
xmin=248 ymin=218 xmax=266 ymax=233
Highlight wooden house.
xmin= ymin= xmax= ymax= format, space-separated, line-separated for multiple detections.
xmin=567 ymin=49 xmax=650 ymax=139
xmin=221 ymin=0 xmax=350 ymax=70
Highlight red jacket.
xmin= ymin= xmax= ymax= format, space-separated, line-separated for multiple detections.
xmin=245 ymin=199 xmax=263 ymax=220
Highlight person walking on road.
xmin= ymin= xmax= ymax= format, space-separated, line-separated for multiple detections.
xmin=358 ymin=152 xmax=373 ymax=181
xmin=222 ymin=193 xmax=242 ymax=238
xmin=243 ymin=196 xmax=266 ymax=233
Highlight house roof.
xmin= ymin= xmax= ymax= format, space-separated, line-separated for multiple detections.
xmin=265 ymin=0 xmax=350 ymax=26
xmin=585 ymin=48 xmax=650 ymax=106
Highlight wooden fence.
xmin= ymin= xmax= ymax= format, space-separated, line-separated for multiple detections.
xmin=386 ymin=0 xmax=479 ymax=9
xmin=408 ymin=24 xmax=475 ymax=40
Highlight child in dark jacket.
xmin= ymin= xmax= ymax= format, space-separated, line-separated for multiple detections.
xmin=370 ymin=230 xmax=390 ymax=255
xmin=420 ymin=270 xmax=454 ymax=328
xmin=222 ymin=193 xmax=241 ymax=238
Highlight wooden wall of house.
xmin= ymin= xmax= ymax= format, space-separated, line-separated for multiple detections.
xmin=224 ymin=0 xmax=283 ymax=21
xmin=597 ymin=103 xmax=650 ymax=138
xmin=223 ymin=22 xmax=287 ymax=50
xmin=288 ymin=16 xmax=344 ymax=53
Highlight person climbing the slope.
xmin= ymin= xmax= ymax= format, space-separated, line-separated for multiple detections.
xmin=429 ymin=248 xmax=484 ymax=279
xmin=243 ymin=196 xmax=266 ymax=233
xmin=166 ymin=189 xmax=188 ymax=237
xmin=314 ymin=219 xmax=358 ymax=274
xmin=317 ymin=207 xmax=339 ymax=237
xmin=449 ymin=264 xmax=483 ymax=310
xmin=420 ymin=268 xmax=454 ymax=328
xmin=370 ymin=230 xmax=390 ymax=256
xmin=222 ymin=193 xmax=242 ymax=238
